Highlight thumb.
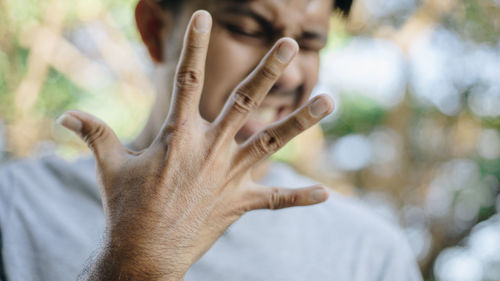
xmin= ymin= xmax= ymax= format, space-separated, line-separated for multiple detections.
xmin=57 ymin=110 xmax=124 ymax=163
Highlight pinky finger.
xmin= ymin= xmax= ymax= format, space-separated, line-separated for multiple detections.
xmin=232 ymin=94 xmax=334 ymax=174
xmin=243 ymin=185 xmax=329 ymax=211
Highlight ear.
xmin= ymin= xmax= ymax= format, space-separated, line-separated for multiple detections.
xmin=135 ymin=0 xmax=168 ymax=63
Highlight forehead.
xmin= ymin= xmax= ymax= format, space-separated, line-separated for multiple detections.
xmin=217 ymin=0 xmax=333 ymax=27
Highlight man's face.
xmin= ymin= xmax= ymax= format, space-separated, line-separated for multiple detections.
xmin=182 ymin=0 xmax=332 ymax=141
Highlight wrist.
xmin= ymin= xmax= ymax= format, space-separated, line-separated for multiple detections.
xmin=86 ymin=239 xmax=187 ymax=281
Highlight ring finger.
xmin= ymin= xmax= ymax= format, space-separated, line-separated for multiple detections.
xmin=213 ymin=37 xmax=299 ymax=138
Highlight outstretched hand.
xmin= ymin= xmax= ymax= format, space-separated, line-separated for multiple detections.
xmin=58 ymin=10 xmax=334 ymax=281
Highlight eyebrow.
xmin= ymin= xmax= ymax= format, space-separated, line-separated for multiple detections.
xmin=218 ymin=5 xmax=328 ymax=45
xmin=218 ymin=6 xmax=274 ymax=32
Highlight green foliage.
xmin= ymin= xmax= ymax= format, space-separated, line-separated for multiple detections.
xmin=477 ymin=205 xmax=496 ymax=222
xmin=3 ymin=0 xmax=44 ymax=32
xmin=0 ymin=0 xmax=151 ymax=137
xmin=481 ymin=117 xmax=500 ymax=131
xmin=35 ymin=68 xmax=88 ymax=118
xmin=0 ymin=51 xmax=10 ymax=118
xmin=323 ymin=93 xmax=387 ymax=138
xmin=0 ymin=44 xmax=30 ymax=121
xmin=477 ymin=156 xmax=500 ymax=178
xmin=444 ymin=0 xmax=499 ymax=43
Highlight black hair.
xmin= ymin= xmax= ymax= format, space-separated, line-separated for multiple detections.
xmin=334 ymin=0 xmax=353 ymax=15
xmin=156 ymin=0 xmax=353 ymax=16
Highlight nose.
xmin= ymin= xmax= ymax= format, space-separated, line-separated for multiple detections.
xmin=273 ymin=54 xmax=303 ymax=92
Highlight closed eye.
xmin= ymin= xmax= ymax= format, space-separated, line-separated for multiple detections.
xmin=298 ymin=31 xmax=327 ymax=52
xmin=225 ymin=23 xmax=266 ymax=38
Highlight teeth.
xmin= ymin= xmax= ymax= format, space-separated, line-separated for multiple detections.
xmin=250 ymin=107 xmax=277 ymax=123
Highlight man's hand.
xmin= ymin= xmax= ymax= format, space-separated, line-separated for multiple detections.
xmin=58 ymin=10 xmax=333 ymax=281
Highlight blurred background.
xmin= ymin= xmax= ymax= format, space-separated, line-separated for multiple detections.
xmin=0 ymin=0 xmax=499 ymax=280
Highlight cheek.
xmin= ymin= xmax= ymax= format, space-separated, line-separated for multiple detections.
xmin=199 ymin=27 xmax=264 ymax=122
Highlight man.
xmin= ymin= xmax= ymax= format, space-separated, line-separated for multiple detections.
xmin=0 ymin=0 xmax=423 ymax=280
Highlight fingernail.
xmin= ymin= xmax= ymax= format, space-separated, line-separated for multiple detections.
xmin=309 ymin=98 xmax=329 ymax=118
xmin=310 ymin=189 xmax=327 ymax=203
xmin=276 ymin=40 xmax=297 ymax=63
xmin=193 ymin=11 xmax=211 ymax=33
xmin=57 ymin=113 xmax=82 ymax=134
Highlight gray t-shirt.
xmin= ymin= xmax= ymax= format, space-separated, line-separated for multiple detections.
xmin=0 ymin=155 xmax=422 ymax=281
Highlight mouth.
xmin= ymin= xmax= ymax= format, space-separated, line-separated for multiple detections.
xmin=236 ymin=94 xmax=296 ymax=141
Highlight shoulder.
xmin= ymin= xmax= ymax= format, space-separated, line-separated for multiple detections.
xmin=272 ymin=163 xmax=408 ymax=237
xmin=262 ymin=162 xmax=421 ymax=278
xmin=0 ymin=154 xmax=98 ymax=217
xmin=263 ymin=162 xmax=407 ymax=239
xmin=0 ymin=155 xmax=104 ymax=281
xmin=0 ymin=154 xmax=95 ymax=180
xmin=0 ymin=154 xmax=96 ymax=186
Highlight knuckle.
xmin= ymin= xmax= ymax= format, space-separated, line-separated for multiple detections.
xmin=289 ymin=115 xmax=308 ymax=132
xmin=232 ymin=86 xmax=258 ymax=113
xmin=160 ymin=120 xmax=192 ymax=143
xmin=252 ymin=129 xmax=281 ymax=156
xmin=267 ymin=188 xmax=296 ymax=209
xmin=83 ymin=122 xmax=107 ymax=150
xmin=186 ymin=34 xmax=206 ymax=50
xmin=260 ymin=64 xmax=280 ymax=81
xmin=176 ymin=67 xmax=202 ymax=90
xmin=185 ymin=42 xmax=205 ymax=55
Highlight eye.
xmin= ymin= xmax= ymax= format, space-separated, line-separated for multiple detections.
xmin=298 ymin=40 xmax=326 ymax=53
xmin=300 ymin=45 xmax=321 ymax=53
xmin=225 ymin=23 xmax=265 ymax=38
